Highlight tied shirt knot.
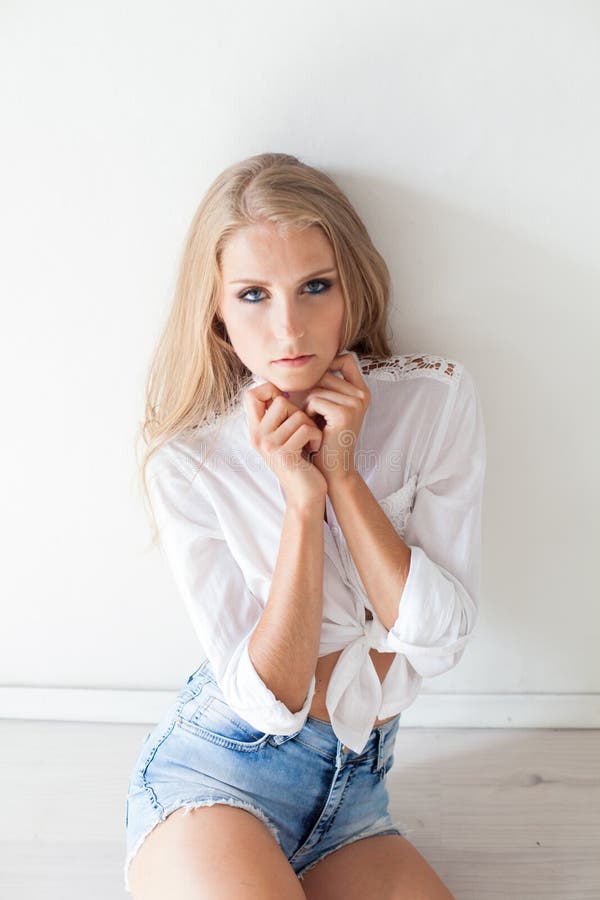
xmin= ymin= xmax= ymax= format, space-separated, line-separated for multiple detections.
xmin=324 ymin=614 xmax=390 ymax=753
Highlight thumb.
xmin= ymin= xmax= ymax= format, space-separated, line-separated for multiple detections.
xmin=308 ymin=433 xmax=322 ymax=454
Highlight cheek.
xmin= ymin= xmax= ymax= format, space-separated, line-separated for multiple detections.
xmin=318 ymin=291 xmax=344 ymax=324
xmin=325 ymin=296 xmax=346 ymax=335
xmin=222 ymin=310 xmax=258 ymax=344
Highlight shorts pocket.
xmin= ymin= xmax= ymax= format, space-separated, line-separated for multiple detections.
xmin=176 ymin=689 xmax=272 ymax=752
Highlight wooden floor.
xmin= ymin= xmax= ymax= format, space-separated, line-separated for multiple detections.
xmin=0 ymin=720 xmax=598 ymax=899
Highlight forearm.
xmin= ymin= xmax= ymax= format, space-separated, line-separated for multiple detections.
xmin=327 ymin=472 xmax=411 ymax=631
xmin=248 ymin=498 xmax=324 ymax=713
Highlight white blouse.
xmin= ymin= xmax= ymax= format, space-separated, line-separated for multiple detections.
xmin=146 ymin=351 xmax=486 ymax=754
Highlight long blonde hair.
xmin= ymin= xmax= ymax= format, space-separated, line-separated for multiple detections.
xmin=136 ymin=152 xmax=394 ymax=546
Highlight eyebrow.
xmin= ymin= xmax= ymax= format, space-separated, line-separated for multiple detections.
xmin=229 ymin=266 xmax=337 ymax=286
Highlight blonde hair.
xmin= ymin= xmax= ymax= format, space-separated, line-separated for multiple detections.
xmin=136 ymin=152 xmax=394 ymax=546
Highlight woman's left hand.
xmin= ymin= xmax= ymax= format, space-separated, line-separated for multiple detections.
xmin=301 ymin=352 xmax=371 ymax=485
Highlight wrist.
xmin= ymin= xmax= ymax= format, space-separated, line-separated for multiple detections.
xmin=285 ymin=492 xmax=327 ymax=518
xmin=325 ymin=466 xmax=361 ymax=494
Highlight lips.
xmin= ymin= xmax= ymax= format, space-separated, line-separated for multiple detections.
xmin=272 ymin=354 xmax=315 ymax=368
xmin=274 ymin=354 xmax=311 ymax=361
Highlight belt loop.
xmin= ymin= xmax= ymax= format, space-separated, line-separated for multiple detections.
xmin=186 ymin=657 xmax=212 ymax=684
xmin=269 ymin=727 xmax=303 ymax=746
xmin=376 ymin=726 xmax=385 ymax=772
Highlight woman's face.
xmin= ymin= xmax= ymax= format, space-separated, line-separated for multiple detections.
xmin=217 ymin=221 xmax=346 ymax=409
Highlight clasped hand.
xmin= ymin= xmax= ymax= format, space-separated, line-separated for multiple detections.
xmin=298 ymin=352 xmax=370 ymax=485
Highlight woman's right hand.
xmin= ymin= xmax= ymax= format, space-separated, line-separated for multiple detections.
xmin=244 ymin=381 xmax=328 ymax=508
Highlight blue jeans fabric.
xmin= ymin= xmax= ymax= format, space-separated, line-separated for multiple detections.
xmin=124 ymin=658 xmax=407 ymax=892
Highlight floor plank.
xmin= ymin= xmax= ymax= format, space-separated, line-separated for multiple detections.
xmin=0 ymin=720 xmax=598 ymax=898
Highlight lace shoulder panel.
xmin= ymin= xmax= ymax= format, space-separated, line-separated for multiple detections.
xmin=358 ymin=352 xmax=460 ymax=385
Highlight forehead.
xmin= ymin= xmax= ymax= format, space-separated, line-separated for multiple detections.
xmin=220 ymin=222 xmax=334 ymax=272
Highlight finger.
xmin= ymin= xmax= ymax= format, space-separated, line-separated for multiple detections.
xmin=283 ymin=422 xmax=323 ymax=454
xmin=314 ymin=371 xmax=361 ymax=397
xmin=260 ymin=394 xmax=304 ymax=434
xmin=325 ymin=351 xmax=368 ymax=392
xmin=244 ymin=381 xmax=286 ymax=431
xmin=279 ymin=412 xmax=323 ymax=454
xmin=272 ymin=409 xmax=315 ymax=445
xmin=307 ymin=434 xmax=322 ymax=454
xmin=303 ymin=395 xmax=346 ymax=421
xmin=303 ymin=386 xmax=361 ymax=407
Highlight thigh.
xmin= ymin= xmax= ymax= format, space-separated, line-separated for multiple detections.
xmin=129 ymin=804 xmax=307 ymax=900
xmin=300 ymin=834 xmax=455 ymax=900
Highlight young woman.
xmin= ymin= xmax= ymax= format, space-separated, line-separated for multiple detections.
xmin=124 ymin=152 xmax=485 ymax=899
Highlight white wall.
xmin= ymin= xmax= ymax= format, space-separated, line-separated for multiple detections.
xmin=1 ymin=1 xmax=598 ymax=716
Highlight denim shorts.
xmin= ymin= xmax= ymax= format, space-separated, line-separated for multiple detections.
xmin=123 ymin=658 xmax=409 ymax=892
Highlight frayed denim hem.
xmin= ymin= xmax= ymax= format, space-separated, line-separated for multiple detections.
xmin=296 ymin=818 xmax=413 ymax=881
xmin=123 ymin=795 xmax=282 ymax=894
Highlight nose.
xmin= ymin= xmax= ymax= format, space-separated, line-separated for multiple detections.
xmin=271 ymin=295 xmax=306 ymax=340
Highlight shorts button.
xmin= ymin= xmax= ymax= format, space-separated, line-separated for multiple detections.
xmin=341 ymin=743 xmax=348 ymax=753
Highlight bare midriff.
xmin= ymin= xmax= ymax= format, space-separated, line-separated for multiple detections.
xmin=308 ymin=646 xmax=398 ymax=727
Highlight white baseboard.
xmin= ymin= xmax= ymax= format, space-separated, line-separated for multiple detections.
xmin=1 ymin=687 xmax=599 ymax=727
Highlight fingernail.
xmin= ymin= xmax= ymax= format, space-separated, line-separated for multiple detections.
xmin=282 ymin=391 xmax=289 ymax=397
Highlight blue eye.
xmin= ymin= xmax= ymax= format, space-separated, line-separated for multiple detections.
xmin=238 ymin=278 xmax=332 ymax=304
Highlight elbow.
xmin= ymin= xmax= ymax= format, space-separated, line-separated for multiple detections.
xmin=219 ymin=642 xmax=317 ymax=735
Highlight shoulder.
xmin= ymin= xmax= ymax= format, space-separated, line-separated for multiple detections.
xmin=144 ymin=423 xmax=218 ymax=484
xmin=144 ymin=403 xmax=246 ymax=489
xmin=356 ymin=353 xmax=480 ymax=463
xmin=357 ymin=351 xmax=464 ymax=388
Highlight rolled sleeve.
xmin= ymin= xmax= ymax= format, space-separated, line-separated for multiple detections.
xmin=224 ymin=633 xmax=317 ymax=734
xmin=378 ymin=545 xmax=476 ymax=674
